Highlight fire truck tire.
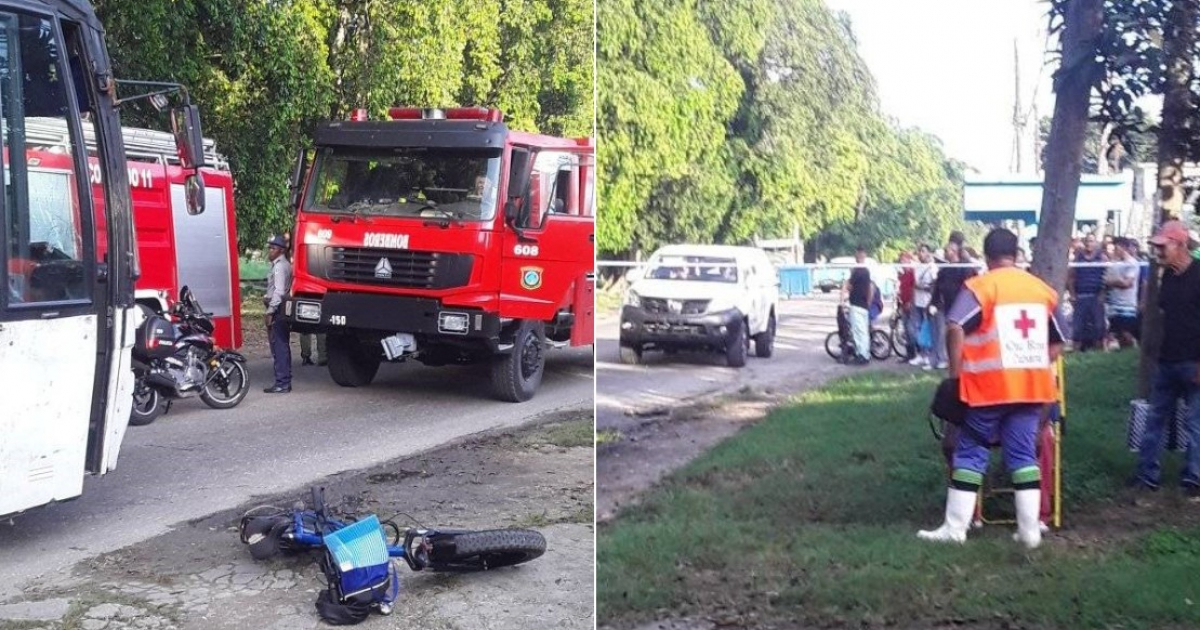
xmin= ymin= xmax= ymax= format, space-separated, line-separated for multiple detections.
xmin=491 ymin=321 xmax=545 ymax=402
xmin=327 ymin=335 xmax=380 ymax=387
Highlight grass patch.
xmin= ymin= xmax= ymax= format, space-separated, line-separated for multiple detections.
xmin=522 ymin=418 xmax=594 ymax=448
xmin=598 ymin=351 xmax=1200 ymax=628
xmin=239 ymin=258 xmax=271 ymax=281
xmin=512 ymin=503 xmax=594 ymax=528
xmin=596 ymin=429 xmax=623 ymax=445
xmin=597 ymin=288 xmax=623 ymax=315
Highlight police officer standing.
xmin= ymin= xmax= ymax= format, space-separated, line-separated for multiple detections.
xmin=264 ymin=235 xmax=293 ymax=393
xmin=918 ymin=228 xmax=1066 ymax=549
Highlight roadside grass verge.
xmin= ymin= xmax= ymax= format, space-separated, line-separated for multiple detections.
xmin=596 ymin=429 xmax=623 ymax=445
xmin=239 ymin=258 xmax=271 ymax=282
xmin=597 ymin=287 xmax=623 ymax=315
xmin=522 ymin=417 xmax=594 ymax=448
xmin=598 ymin=351 xmax=1200 ymax=628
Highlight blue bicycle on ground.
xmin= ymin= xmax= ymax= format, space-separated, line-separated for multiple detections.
xmin=238 ymin=487 xmax=547 ymax=623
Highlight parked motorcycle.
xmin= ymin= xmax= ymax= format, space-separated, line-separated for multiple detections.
xmin=130 ymin=286 xmax=250 ymax=425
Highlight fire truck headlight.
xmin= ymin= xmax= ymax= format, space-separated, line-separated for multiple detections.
xmin=296 ymin=301 xmax=322 ymax=322
xmin=438 ymin=312 xmax=470 ymax=335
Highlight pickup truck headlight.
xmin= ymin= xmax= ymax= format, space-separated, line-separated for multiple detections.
xmin=624 ymin=290 xmax=642 ymax=308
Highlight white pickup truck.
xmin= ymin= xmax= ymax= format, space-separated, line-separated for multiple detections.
xmin=619 ymin=244 xmax=780 ymax=367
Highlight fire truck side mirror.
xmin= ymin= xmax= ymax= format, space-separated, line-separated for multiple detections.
xmin=289 ymin=147 xmax=309 ymax=211
xmin=504 ymin=149 xmax=533 ymax=224
xmin=185 ymin=174 xmax=206 ymax=215
xmin=171 ymin=105 xmax=206 ymax=170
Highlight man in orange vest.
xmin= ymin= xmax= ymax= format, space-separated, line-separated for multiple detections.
xmin=918 ymin=228 xmax=1066 ymax=549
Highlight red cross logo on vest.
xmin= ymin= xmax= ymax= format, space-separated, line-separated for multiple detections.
xmin=1014 ymin=310 xmax=1037 ymax=339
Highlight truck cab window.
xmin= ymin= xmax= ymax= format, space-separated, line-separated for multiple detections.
xmin=309 ymin=150 xmax=501 ymax=222
xmin=518 ymin=151 xmax=576 ymax=229
xmin=1 ymin=12 xmax=88 ymax=305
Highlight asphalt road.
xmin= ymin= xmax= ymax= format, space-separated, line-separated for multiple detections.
xmin=0 ymin=348 xmax=594 ymax=597
xmin=596 ymin=293 xmax=890 ymax=432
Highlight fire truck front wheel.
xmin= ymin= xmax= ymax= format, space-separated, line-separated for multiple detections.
xmin=327 ymin=335 xmax=382 ymax=388
xmin=491 ymin=321 xmax=546 ymax=403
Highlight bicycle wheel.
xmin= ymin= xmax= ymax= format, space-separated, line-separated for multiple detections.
xmin=890 ymin=318 xmax=909 ymax=358
xmin=824 ymin=331 xmax=843 ymax=360
xmin=426 ymin=529 xmax=546 ymax=572
xmin=870 ymin=329 xmax=892 ymax=360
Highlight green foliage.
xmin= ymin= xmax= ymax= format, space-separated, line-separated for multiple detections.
xmin=95 ymin=0 xmax=593 ymax=252
xmin=597 ymin=0 xmax=966 ymax=258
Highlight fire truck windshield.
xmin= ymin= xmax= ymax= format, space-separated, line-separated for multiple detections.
xmin=307 ymin=149 xmax=501 ymax=222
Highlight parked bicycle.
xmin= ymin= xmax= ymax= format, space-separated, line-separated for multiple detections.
xmin=889 ymin=302 xmax=910 ymax=359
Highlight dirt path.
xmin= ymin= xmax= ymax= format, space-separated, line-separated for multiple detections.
xmin=0 ymin=410 xmax=594 ymax=630
xmin=596 ymin=294 xmax=911 ymax=522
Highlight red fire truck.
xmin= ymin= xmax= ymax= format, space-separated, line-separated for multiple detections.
xmin=284 ymin=107 xmax=594 ymax=402
xmin=20 ymin=119 xmax=241 ymax=348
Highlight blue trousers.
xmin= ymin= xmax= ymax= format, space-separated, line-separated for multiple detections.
xmin=1136 ymin=361 xmax=1200 ymax=488
xmin=269 ymin=316 xmax=292 ymax=388
xmin=952 ymin=403 xmax=1042 ymax=486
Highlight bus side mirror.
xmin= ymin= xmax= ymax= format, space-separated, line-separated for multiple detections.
xmin=171 ymin=105 xmax=206 ymax=170
xmin=185 ymin=174 xmax=206 ymax=215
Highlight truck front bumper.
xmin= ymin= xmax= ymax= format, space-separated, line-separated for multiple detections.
xmin=284 ymin=292 xmax=502 ymax=344
xmin=619 ymin=305 xmax=743 ymax=351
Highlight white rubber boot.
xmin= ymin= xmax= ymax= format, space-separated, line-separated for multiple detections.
xmin=1013 ymin=489 xmax=1043 ymax=549
xmin=917 ymin=488 xmax=976 ymax=544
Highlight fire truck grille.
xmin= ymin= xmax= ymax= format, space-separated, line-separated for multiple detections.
xmin=320 ymin=247 xmax=473 ymax=289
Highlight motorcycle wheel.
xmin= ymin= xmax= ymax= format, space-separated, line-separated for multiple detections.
xmin=201 ymin=358 xmax=250 ymax=410
xmin=129 ymin=382 xmax=165 ymax=426
xmin=424 ymin=529 xmax=546 ymax=572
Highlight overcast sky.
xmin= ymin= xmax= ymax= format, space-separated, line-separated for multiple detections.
xmin=823 ymin=0 xmax=1057 ymax=174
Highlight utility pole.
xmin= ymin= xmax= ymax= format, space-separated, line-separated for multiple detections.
xmin=1011 ymin=39 xmax=1025 ymax=173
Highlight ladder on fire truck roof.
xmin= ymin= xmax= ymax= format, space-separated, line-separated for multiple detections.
xmin=22 ymin=116 xmax=230 ymax=171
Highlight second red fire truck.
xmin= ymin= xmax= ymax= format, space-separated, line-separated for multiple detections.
xmin=284 ymin=107 xmax=594 ymax=402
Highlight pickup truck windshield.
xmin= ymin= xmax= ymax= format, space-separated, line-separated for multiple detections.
xmin=644 ymin=256 xmax=738 ymax=283
xmin=306 ymin=149 xmax=502 ymax=221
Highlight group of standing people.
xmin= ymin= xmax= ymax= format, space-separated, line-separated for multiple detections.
xmin=895 ymin=231 xmax=979 ymax=371
xmin=914 ymin=220 xmax=1200 ymax=550
xmin=1068 ymin=233 xmax=1146 ymax=352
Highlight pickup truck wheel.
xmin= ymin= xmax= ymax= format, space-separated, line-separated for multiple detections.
xmin=754 ymin=313 xmax=776 ymax=358
xmin=491 ymin=321 xmax=545 ymax=402
xmin=327 ymin=335 xmax=380 ymax=387
xmin=726 ymin=321 xmax=748 ymax=368
xmin=618 ymin=344 xmax=642 ymax=365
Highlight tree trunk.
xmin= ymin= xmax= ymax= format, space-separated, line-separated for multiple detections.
xmin=1137 ymin=0 xmax=1198 ymax=398
xmin=1030 ymin=0 xmax=1104 ymax=292
xmin=1097 ymin=122 xmax=1114 ymax=175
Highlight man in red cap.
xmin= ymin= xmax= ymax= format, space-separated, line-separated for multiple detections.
xmin=1134 ymin=220 xmax=1200 ymax=497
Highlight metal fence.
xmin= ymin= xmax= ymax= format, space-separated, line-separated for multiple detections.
xmin=596 ymin=259 xmax=1152 ymax=299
